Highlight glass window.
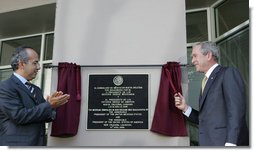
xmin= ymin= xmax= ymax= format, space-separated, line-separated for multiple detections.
xmin=186 ymin=11 xmax=208 ymax=43
xmin=41 ymin=64 xmax=52 ymax=95
xmin=217 ymin=28 xmax=249 ymax=126
xmin=44 ymin=34 xmax=54 ymax=60
xmin=187 ymin=47 xmax=204 ymax=110
xmin=187 ymin=47 xmax=203 ymax=146
xmin=0 ymin=68 xmax=13 ymax=82
xmin=215 ymin=0 xmax=249 ymax=37
xmin=218 ymin=28 xmax=249 ymax=90
xmin=0 ymin=36 xmax=42 ymax=66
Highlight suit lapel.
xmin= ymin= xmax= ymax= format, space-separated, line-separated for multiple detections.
xmin=199 ymin=65 xmax=222 ymax=110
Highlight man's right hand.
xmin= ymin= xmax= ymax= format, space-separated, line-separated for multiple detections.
xmin=47 ymin=91 xmax=70 ymax=108
xmin=174 ymin=92 xmax=188 ymax=112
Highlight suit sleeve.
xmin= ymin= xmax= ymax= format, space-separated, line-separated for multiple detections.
xmin=188 ymin=108 xmax=199 ymax=124
xmin=223 ymin=67 xmax=246 ymax=144
xmin=0 ymin=85 xmax=55 ymax=125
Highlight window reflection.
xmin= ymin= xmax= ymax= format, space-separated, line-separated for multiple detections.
xmin=0 ymin=36 xmax=42 ymax=66
xmin=215 ymin=0 xmax=248 ymax=37
xmin=186 ymin=11 xmax=208 ymax=43
xmin=41 ymin=64 xmax=52 ymax=96
xmin=44 ymin=34 xmax=54 ymax=60
xmin=0 ymin=68 xmax=12 ymax=82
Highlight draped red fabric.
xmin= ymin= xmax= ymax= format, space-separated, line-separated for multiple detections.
xmin=150 ymin=62 xmax=187 ymax=136
xmin=51 ymin=62 xmax=81 ymax=137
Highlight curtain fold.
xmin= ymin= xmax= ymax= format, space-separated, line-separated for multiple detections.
xmin=150 ymin=62 xmax=187 ymax=136
xmin=51 ymin=62 xmax=81 ymax=137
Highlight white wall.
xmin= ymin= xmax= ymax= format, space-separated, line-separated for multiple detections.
xmin=48 ymin=0 xmax=189 ymax=146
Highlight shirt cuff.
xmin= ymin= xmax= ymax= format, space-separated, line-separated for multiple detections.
xmin=183 ymin=106 xmax=192 ymax=117
xmin=225 ymin=142 xmax=237 ymax=146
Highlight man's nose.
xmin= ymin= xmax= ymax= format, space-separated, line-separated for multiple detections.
xmin=191 ymin=58 xmax=195 ymax=64
xmin=37 ymin=63 xmax=41 ymax=70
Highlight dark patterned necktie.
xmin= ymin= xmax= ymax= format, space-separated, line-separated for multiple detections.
xmin=25 ymin=82 xmax=37 ymax=101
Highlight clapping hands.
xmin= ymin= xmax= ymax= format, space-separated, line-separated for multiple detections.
xmin=47 ymin=91 xmax=70 ymax=108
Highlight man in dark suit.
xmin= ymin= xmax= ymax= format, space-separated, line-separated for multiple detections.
xmin=174 ymin=41 xmax=249 ymax=146
xmin=0 ymin=46 xmax=70 ymax=146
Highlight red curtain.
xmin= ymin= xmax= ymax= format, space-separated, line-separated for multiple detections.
xmin=51 ymin=62 xmax=81 ymax=137
xmin=150 ymin=62 xmax=187 ymax=136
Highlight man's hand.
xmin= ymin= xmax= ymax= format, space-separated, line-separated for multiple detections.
xmin=47 ymin=91 xmax=70 ymax=108
xmin=174 ymin=92 xmax=188 ymax=112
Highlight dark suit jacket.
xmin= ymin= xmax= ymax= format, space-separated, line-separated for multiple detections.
xmin=187 ymin=65 xmax=249 ymax=146
xmin=0 ymin=74 xmax=55 ymax=146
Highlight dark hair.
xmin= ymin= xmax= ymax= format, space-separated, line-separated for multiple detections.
xmin=10 ymin=46 xmax=34 ymax=71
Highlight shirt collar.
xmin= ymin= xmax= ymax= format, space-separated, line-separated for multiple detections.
xmin=205 ymin=63 xmax=219 ymax=78
xmin=13 ymin=72 xmax=28 ymax=85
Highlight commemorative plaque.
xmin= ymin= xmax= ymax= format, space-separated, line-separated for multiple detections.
xmin=87 ymin=74 xmax=148 ymax=129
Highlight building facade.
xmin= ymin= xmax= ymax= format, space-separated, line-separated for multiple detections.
xmin=0 ymin=0 xmax=249 ymax=146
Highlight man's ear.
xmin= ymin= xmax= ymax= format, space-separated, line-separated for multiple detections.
xmin=207 ymin=51 xmax=213 ymax=60
xmin=19 ymin=60 xmax=26 ymax=70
